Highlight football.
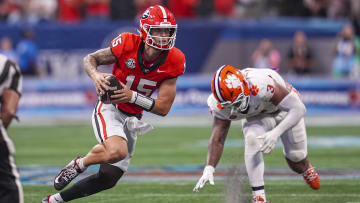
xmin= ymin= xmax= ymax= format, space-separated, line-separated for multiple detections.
xmin=99 ymin=75 xmax=123 ymax=104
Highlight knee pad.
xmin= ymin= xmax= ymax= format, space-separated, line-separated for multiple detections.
xmin=285 ymin=150 xmax=307 ymax=162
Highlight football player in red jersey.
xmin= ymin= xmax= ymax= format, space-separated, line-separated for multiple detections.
xmin=42 ymin=5 xmax=185 ymax=203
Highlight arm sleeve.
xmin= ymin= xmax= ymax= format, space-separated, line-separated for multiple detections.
xmin=168 ymin=49 xmax=186 ymax=78
xmin=272 ymin=91 xmax=306 ymax=136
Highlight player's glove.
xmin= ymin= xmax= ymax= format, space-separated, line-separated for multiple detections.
xmin=193 ymin=165 xmax=215 ymax=192
xmin=256 ymin=129 xmax=281 ymax=154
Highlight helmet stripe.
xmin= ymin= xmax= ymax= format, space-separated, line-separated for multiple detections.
xmin=158 ymin=5 xmax=168 ymax=22
xmin=214 ymin=65 xmax=226 ymax=102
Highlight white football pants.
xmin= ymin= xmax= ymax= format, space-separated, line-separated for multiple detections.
xmin=91 ymin=101 xmax=138 ymax=172
xmin=242 ymin=111 xmax=307 ymax=187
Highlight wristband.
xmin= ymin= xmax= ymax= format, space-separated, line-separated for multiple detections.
xmin=133 ymin=92 xmax=155 ymax=111
xmin=129 ymin=91 xmax=137 ymax=103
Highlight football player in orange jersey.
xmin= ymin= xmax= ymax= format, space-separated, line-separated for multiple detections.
xmin=42 ymin=5 xmax=186 ymax=203
xmin=193 ymin=65 xmax=320 ymax=203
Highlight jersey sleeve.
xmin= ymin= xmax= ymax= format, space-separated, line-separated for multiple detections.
xmin=168 ymin=48 xmax=186 ymax=78
xmin=0 ymin=60 xmax=22 ymax=96
xmin=207 ymin=94 xmax=230 ymax=120
xmin=256 ymin=74 xmax=276 ymax=102
xmin=110 ymin=33 xmax=138 ymax=58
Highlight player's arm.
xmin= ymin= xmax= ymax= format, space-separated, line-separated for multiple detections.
xmin=193 ymin=116 xmax=231 ymax=192
xmin=1 ymin=89 xmax=20 ymax=129
xmin=258 ymin=80 xmax=306 ymax=153
xmin=149 ymin=77 xmax=177 ymax=116
xmin=270 ymin=80 xmax=306 ymax=133
xmin=207 ymin=116 xmax=231 ymax=167
xmin=83 ymin=48 xmax=116 ymax=95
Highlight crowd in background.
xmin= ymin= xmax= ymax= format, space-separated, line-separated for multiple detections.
xmin=0 ymin=0 xmax=360 ymax=79
xmin=251 ymin=23 xmax=359 ymax=78
xmin=0 ymin=0 xmax=359 ymax=23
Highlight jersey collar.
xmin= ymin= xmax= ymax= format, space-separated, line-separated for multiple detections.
xmin=137 ymin=41 xmax=169 ymax=74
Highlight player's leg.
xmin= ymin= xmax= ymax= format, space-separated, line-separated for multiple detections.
xmin=280 ymin=118 xmax=320 ymax=189
xmin=45 ymin=126 xmax=138 ymax=203
xmin=0 ymin=126 xmax=23 ymax=203
xmin=242 ymin=115 xmax=275 ymax=203
xmin=62 ymin=164 xmax=124 ymax=201
xmin=44 ymin=164 xmax=123 ymax=203
xmin=82 ymin=136 xmax=128 ymax=166
xmin=53 ymin=102 xmax=129 ymax=191
xmin=46 ymin=103 xmax=138 ymax=202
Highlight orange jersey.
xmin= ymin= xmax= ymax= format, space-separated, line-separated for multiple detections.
xmin=110 ymin=32 xmax=186 ymax=115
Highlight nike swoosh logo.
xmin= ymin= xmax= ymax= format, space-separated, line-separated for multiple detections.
xmin=54 ymin=197 xmax=59 ymax=201
xmin=157 ymin=69 xmax=165 ymax=73
xmin=54 ymin=175 xmax=61 ymax=184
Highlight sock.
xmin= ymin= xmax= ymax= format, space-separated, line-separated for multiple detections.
xmin=252 ymin=186 xmax=266 ymax=200
xmin=60 ymin=164 xmax=124 ymax=202
xmin=49 ymin=193 xmax=65 ymax=203
xmin=76 ymin=157 xmax=87 ymax=171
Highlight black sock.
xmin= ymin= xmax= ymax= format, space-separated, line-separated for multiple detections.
xmin=251 ymin=185 xmax=265 ymax=191
xmin=60 ymin=164 xmax=124 ymax=201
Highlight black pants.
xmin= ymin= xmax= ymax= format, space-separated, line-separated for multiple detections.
xmin=0 ymin=126 xmax=23 ymax=203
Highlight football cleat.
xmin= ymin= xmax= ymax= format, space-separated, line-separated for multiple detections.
xmin=252 ymin=195 xmax=268 ymax=203
xmin=303 ymin=164 xmax=320 ymax=190
xmin=54 ymin=157 xmax=85 ymax=190
xmin=41 ymin=195 xmax=51 ymax=203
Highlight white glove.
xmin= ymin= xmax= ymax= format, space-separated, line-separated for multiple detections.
xmin=256 ymin=129 xmax=280 ymax=154
xmin=193 ymin=165 xmax=215 ymax=192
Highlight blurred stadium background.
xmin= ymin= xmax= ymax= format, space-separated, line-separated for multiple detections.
xmin=1 ymin=0 xmax=360 ymax=202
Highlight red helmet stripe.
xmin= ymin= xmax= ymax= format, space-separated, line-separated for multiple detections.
xmin=158 ymin=5 xmax=168 ymax=22
xmin=214 ymin=65 xmax=226 ymax=103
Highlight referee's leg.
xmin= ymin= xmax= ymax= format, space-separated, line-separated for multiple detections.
xmin=0 ymin=127 xmax=24 ymax=203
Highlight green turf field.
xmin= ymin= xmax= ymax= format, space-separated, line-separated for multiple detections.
xmin=8 ymin=125 xmax=360 ymax=203
xmin=23 ymin=180 xmax=360 ymax=203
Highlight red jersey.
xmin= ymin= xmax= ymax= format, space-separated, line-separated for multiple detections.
xmin=110 ymin=33 xmax=186 ymax=115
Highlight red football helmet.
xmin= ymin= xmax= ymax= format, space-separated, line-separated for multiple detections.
xmin=212 ymin=65 xmax=250 ymax=112
xmin=139 ymin=5 xmax=177 ymax=50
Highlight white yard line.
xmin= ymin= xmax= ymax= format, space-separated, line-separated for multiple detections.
xmin=13 ymin=114 xmax=360 ymax=127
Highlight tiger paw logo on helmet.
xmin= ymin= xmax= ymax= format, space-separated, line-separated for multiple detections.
xmin=250 ymin=85 xmax=259 ymax=96
xmin=211 ymin=65 xmax=251 ymax=112
xmin=225 ymin=74 xmax=242 ymax=89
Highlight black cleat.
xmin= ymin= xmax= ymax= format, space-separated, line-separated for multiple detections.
xmin=53 ymin=157 xmax=84 ymax=190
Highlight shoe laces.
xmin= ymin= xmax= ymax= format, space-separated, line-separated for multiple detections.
xmin=303 ymin=167 xmax=318 ymax=182
xmin=62 ymin=167 xmax=79 ymax=182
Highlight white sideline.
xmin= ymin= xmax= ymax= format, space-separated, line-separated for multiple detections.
xmin=13 ymin=114 xmax=360 ymax=127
